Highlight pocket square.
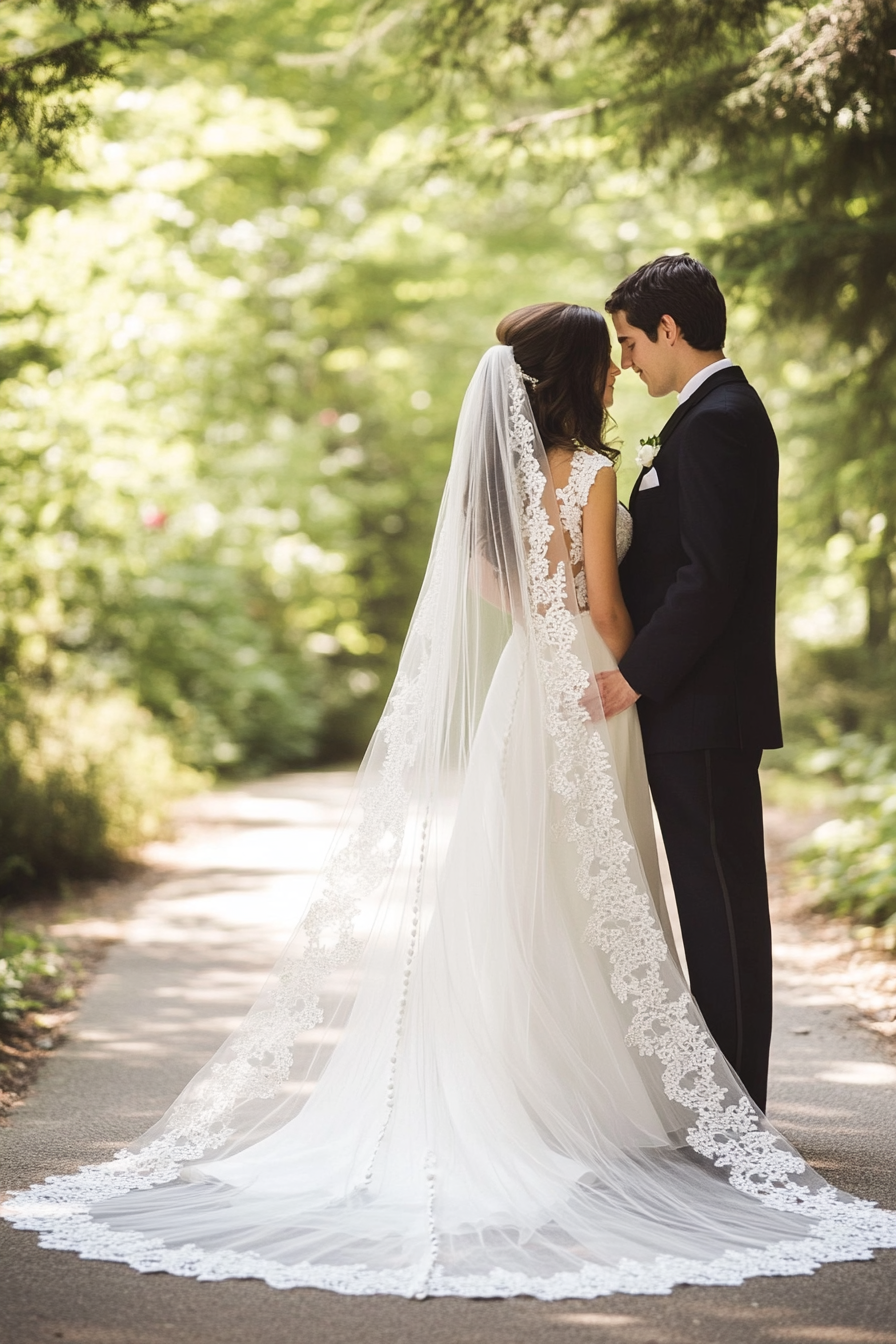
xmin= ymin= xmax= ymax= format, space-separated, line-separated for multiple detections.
xmin=639 ymin=467 xmax=659 ymax=491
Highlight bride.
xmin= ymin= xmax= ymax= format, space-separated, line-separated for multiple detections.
xmin=5 ymin=303 xmax=895 ymax=1299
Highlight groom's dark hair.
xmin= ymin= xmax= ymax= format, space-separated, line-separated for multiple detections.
xmin=606 ymin=254 xmax=726 ymax=351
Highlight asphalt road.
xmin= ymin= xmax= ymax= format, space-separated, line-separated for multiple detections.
xmin=2 ymin=772 xmax=895 ymax=1344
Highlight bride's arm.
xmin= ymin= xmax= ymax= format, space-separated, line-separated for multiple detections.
xmin=472 ymin=550 xmax=513 ymax=612
xmin=582 ymin=468 xmax=634 ymax=663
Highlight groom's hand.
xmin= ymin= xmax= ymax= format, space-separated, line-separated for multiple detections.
xmin=594 ymin=670 xmax=640 ymax=719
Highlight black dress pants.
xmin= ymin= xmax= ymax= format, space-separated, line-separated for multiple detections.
xmin=645 ymin=748 xmax=772 ymax=1112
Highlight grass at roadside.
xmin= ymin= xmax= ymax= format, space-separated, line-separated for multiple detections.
xmin=788 ymin=737 xmax=896 ymax=938
xmin=1 ymin=687 xmax=207 ymax=901
xmin=764 ymin=739 xmax=896 ymax=952
xmin=0 ymin=918 xmax=116 ymax=1122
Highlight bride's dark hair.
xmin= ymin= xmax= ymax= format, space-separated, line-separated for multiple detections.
xmin=496 ymin=302 xmax=618 ymax=463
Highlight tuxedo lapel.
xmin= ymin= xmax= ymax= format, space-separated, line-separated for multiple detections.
xmin=658 ymin=366 xmax=747 ymax=445
xmin=658 ymin=400 xmax=690 ymax=446
xmin=628 ymin=466 xmax=648 ymax=511
xmin=630 ymin=368 xmax=748 ymax=509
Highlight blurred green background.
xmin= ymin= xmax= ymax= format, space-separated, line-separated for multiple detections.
xmin=0 ymin=0 xmax=894 ymax=922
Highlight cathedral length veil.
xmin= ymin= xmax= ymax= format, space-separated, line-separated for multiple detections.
xmin=5 ymin=345 xmax=896 ymax=1299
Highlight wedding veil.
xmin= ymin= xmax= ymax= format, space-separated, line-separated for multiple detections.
xmin=6 ymin=344 xmax=895 ymax=1298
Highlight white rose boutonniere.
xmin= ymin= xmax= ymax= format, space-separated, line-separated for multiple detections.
xmin=635 ymin=434 xmax=662 ymax=471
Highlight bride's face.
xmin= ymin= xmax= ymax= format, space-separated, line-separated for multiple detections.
xmin=601 ymin=358 xmax=621 ymax=407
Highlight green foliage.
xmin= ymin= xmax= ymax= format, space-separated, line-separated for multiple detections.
xmin=779 ymin=643 xmax=896 ymax=745
xmin=0 ymin=925 xmax=62 ymax=1021
xmin=0 ymin=683 xmax=201 ymax=898
xmin=797 ymin=734 xmax=896 ymax=928
xmin=0 ymin=1 xmax=172 ymax=165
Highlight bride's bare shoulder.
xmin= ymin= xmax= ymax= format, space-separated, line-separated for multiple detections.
xmin=545 ymin=443 xmax=577 ymax=489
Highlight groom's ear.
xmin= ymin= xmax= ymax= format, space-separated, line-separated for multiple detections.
xmin=657 ymin=314 xmax=684 ymax=345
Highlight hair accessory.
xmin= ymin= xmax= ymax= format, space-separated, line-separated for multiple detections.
xmin=519 ymin=370 xmax=539 ymax=387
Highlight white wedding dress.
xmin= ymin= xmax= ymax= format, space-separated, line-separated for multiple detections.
xmin=4 ymin=346 xmax=895 ymax=1298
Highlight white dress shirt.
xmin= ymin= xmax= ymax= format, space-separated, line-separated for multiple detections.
xmin=677 ymin=357 xmax=734 ymax=405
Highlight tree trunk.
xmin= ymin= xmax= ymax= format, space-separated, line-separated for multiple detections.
xmin=865 ymin=518 xmax=894 ymax=649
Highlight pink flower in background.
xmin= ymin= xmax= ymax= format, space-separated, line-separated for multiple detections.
xmin=140 ymin=504 xmax=168 ymax=529
xmin=318 ymin=408 xmax=339 ymax=426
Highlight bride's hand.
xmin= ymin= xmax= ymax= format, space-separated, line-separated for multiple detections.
xmin=579 ymin=674 xmax=605 ymax=723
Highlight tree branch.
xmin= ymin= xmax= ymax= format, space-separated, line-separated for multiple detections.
xmin=275 ymin=9 xmax=406 ymax=69
xmin=448 ymin=99 xmax=609 ymax=149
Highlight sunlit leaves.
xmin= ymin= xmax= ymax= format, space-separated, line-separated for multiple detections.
xmin=0 ymin=0 xmax=173 ymax=164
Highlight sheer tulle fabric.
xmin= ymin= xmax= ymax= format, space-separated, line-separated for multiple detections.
xmin=5 ymin=346 xmax=895 ymax=1298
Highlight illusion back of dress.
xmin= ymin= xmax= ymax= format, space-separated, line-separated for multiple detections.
xmin=553 ymin=448 xmax=632 ymax=611
xmin=550 ymin=445 xmax=672 ymax=960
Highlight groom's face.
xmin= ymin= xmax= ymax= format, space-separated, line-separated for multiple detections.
xmin=611 ymin=312 xmax=678 ymax=398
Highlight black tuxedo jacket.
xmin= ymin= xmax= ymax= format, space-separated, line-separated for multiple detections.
xmin=618 ymin=366 xmax=783 ymax=755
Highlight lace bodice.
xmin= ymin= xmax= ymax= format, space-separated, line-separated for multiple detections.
xmin=554 ymin=449 xmax=632 ymax=611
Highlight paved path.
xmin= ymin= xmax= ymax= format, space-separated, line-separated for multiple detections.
xmin=1 ymin=772 xmax=895 ymax=1344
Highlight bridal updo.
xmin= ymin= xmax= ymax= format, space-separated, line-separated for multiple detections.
xmin=496 ymin=302 xmax=618 ymax=463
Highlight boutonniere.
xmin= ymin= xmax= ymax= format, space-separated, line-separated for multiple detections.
xmin=635 ymin=434 xmax=661 ymax=471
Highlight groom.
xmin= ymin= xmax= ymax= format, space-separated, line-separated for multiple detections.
xmin=598 ymin=254 xmax=781 ymax=1112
